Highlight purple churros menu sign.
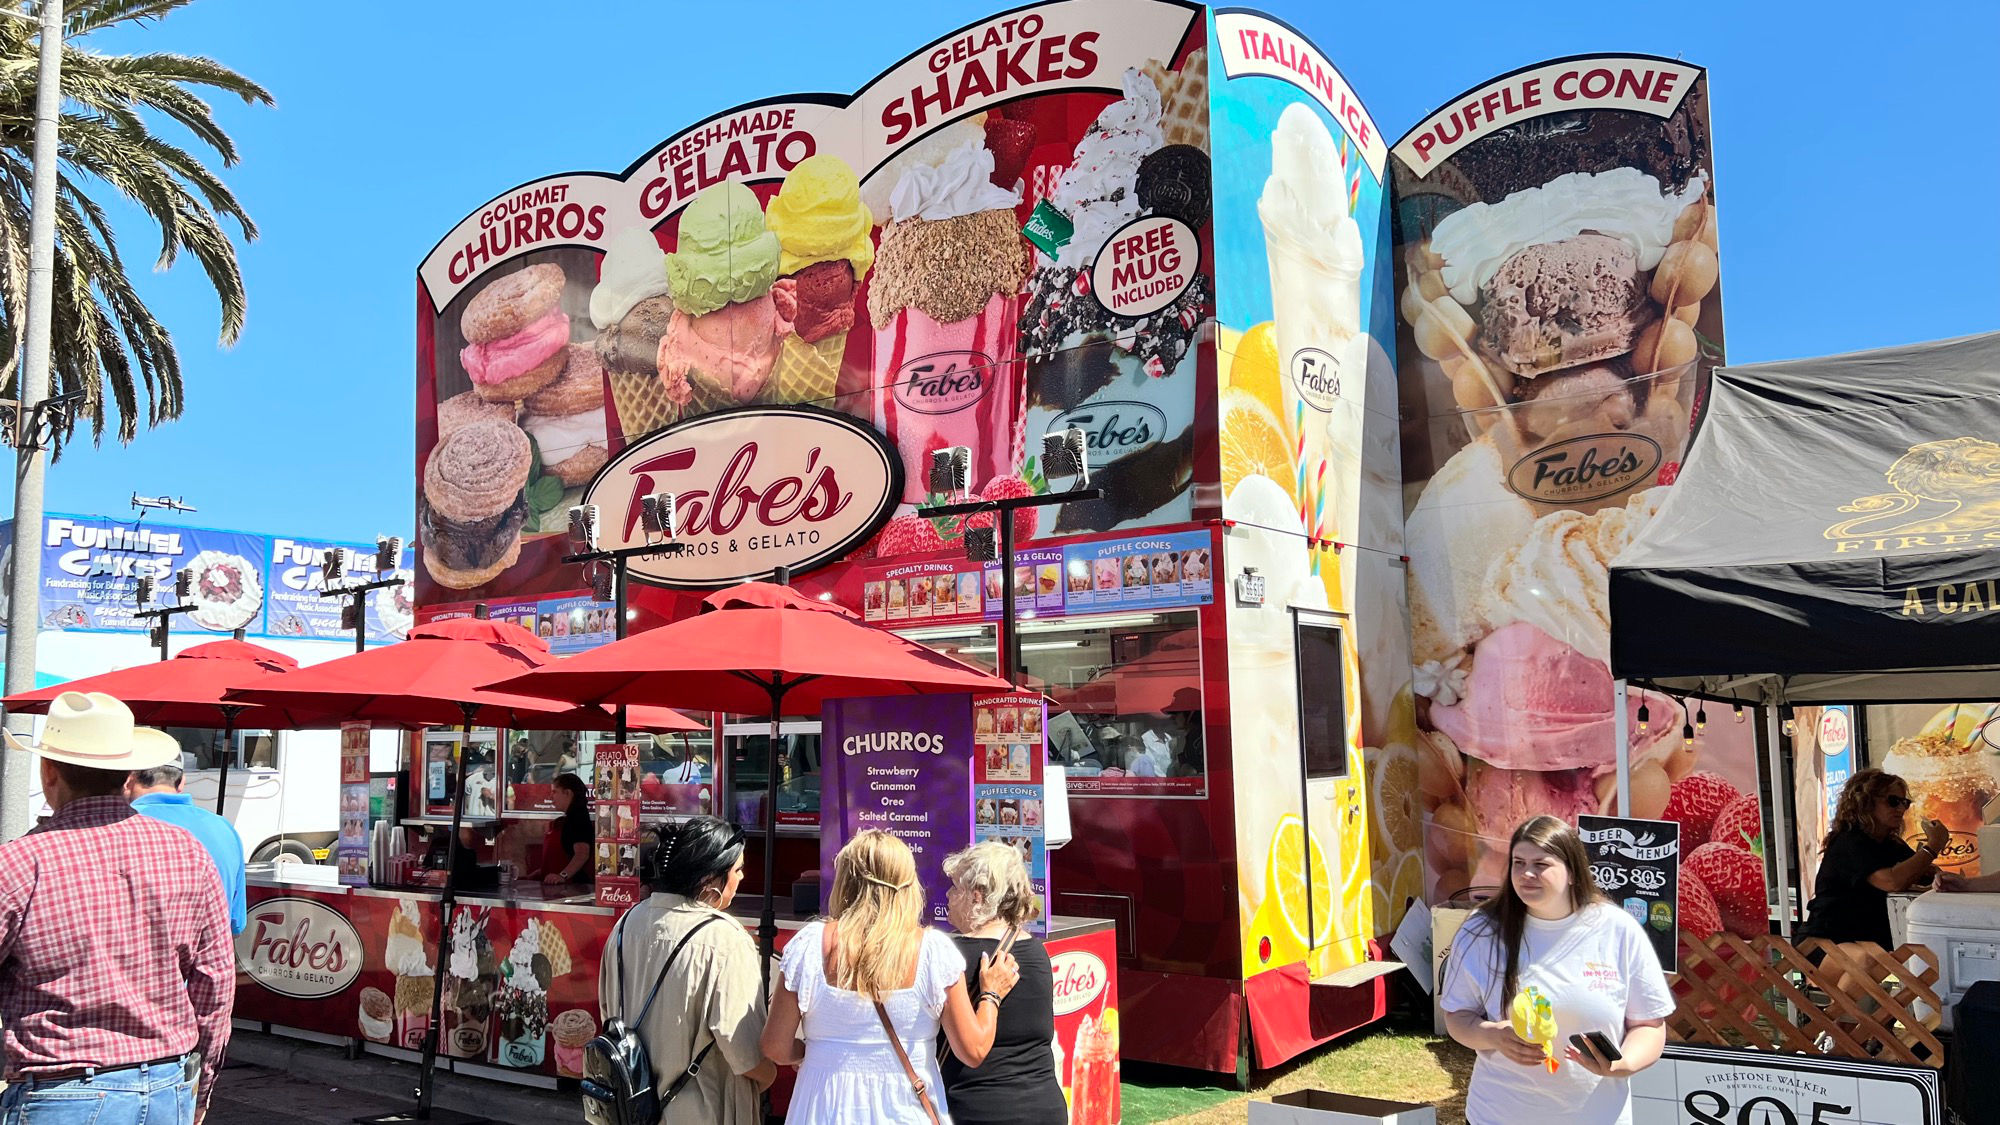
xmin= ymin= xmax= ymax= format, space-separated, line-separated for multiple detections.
xmin=820 ymin=694 xmax=975 ymax=926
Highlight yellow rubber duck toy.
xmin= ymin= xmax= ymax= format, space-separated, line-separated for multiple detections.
xmin=1509 ymin=986 xmax=1560 ymax=1073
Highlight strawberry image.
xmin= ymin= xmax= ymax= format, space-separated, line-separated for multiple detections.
xmin=861 ymin=514 xmax=945 ymax=559
xmin=953 ymin=475 xmax=1041 ymax=544
xmin=984 ymin=117 xmax=1036 ymax=188
xmin=1661 ymin=772 xmax=1743 ymax=850
xmin=1710 ymin=794 xmax=1764 ymax=852
xmin=1678 ymin=928 xmax=1755 ymax=1022
xmin=1677 ymin=871 xmax=1722 ymax=940
xmin=1685 ymin=841 xmax=1767 ymax=939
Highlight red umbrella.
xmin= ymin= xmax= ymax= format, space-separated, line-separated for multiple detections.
xmin=222 ymin=613 xmax=698 ymax=1119
xmin=2 ymin=639 xmax=330 ymax=816
xmin=485 ymin=579 xmax=1013 ymax=988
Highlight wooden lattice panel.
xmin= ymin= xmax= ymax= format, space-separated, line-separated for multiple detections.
xmin=1666 ymin=935 xmax=1944 ymax=1068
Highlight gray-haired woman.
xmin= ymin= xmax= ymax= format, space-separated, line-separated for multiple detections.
xmin=941 ymin=841 xmax=1067 ymax=1125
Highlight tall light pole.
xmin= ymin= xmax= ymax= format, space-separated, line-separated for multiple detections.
xmin=2 ymin=0 xmax=65 ymax=842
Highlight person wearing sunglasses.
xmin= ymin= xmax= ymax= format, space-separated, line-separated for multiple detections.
xmin=1800 ymin=768 xmax=1947 ymax=954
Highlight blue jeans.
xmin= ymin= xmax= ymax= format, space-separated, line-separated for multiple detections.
xmin=0 ymin=1060 xmax=195 ymax=1125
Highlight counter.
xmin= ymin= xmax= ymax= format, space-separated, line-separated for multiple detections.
xmin=238 ymin=871 xmax=1118 ymax=1115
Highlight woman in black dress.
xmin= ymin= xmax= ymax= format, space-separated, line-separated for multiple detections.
xmin=941 ymin=841 xmax=1067 ymax=1125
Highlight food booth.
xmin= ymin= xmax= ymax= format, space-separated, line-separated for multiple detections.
xmin=1600 ymin=332 xmax=2000 ymax=1123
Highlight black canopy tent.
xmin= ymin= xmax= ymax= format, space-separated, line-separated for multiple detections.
xmin=1606 ymin=331 xmax=2000 ymax=935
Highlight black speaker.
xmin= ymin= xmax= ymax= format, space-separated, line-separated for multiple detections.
xmin=1950 ymin=980 xmax=2000 ymax=1123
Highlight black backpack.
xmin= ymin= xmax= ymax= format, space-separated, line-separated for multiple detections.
xmin=580 ymin=912 xmax=723 ymax=1125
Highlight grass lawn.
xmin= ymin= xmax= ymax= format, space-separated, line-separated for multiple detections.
xmin=1121 ymin=1020 xmax=1475 ymax=1124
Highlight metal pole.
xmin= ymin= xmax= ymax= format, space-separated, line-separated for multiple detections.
xmin=419 ymin=709 xmax=476 ymax=1116
xmin=999 ymin=512 xmax=1020 ymax=687
xmin=613 ymin=558 xmax=627 ymax=744
xmin=354 ymin=591 xmax=367 ymax=654
xmin=1613 ymin=679 xmax=1632 ymax=817
xmin=0 ymin=0 xmax=64 ymax=843
xmin=1762 ymin=693 xmax=1795 ymax=940
xmin=758 ymin=565 xmax=789 ymax=997
xmin=213 ymin=705 xmax=243 ymax=816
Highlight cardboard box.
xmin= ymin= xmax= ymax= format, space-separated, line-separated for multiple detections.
xmin=1248 ymin=1090 xmax=1439 ymax=1125
xmin=1429 ymin=905 xmax=1474 ymax=1036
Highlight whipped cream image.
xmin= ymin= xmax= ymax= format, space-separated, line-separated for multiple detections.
xmin=523 ymin=411 xmax=606 ymax=460
xmin=861 ymin=115 xmax=988 ymax=226
xmin=1259 ymin=103 xmax=1365 ymax=280
xmin=888 ymin=138 xmax=1018 ymax=222
xmin=448 ymin=910 xmax=483 ymax=980
xmin=1431 ymin=168 xmax=1709 ymax=305
xmin=1473 ymin=489 xmax=1664 ymax=666
xmin=1049 ymin=68 xmax=1163 ymax=269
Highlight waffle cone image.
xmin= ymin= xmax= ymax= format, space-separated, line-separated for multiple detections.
xmin=1145 ymin=48 xmax=1209 ymax=151
xmin=607 ymin=368 xmax=680 ymax=440
xmin=540 ymin=925 xmax=574 ymax=977
xmin=771 ymin=333 xmax=845 ymax=405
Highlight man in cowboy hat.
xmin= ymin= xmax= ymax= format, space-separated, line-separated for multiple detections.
xmin=0 ymin=692 xmax=234 ymax=1123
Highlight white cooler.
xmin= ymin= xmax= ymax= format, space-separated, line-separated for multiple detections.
xmin=1902 ymin=890 xmax=2000 ymax=1030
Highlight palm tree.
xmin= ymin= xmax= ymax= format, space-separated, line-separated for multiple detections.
xmin=0 ymin=0 xmax=268 ymax=452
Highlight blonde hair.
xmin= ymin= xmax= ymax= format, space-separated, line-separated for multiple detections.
xmin=826 ymin=830 xmax=925 ymax=999
xmin=943 ymin=840 xmax=1041 ymax=930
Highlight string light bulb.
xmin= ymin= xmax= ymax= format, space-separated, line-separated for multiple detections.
xmin=1637 ymin=702 xmax=1650 ymax=733
xmin=1781 ymin=706 xmax=1797 ymax=739
xmin=1732 ymin=703 xmax=1745 ymax=724
xmin=1682 ymin=722 xmax=1695 ymax=748
xmin=1696 ymin=703 xmax=1708 ymax=731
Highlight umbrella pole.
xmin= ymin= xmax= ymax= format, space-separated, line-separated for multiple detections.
xmin=760 ymin=679 xmax=782 ymax=998
xmin=213 ymin=705 xmax=244 ymax=817
xmin=418 ymin=708 xmax=477 ymax=1119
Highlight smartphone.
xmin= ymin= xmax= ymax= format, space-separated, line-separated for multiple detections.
xmin=1569 ymin=1031 xmax=1623 ymax=1062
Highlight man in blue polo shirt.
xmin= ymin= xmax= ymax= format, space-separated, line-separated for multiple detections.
xmin=126 ymin=760 xmax=247 ymax=933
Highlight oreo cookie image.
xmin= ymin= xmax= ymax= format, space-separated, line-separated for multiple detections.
xmin=1136 ymin=144 xmax=1211 ymax=229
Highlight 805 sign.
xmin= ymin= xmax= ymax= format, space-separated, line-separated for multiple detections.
xmin=1685 ymin=1091 xmax=1851 ymax=1125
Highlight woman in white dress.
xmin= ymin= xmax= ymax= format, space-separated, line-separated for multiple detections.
xmin=761 ymin=830 xmax=1020 ymax=1123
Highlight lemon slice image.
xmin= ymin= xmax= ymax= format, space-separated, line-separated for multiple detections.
xmin=1267 ymin=814 xmax=1336 ymax=947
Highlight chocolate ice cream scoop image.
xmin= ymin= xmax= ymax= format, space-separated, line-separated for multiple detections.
xmin=1479 ymin=234 xmax=1653 ymax=377
xmin=422 ymin=419 xmax=532 ymax=590
xmin=595 ymin=294 xmax=676 ymax=377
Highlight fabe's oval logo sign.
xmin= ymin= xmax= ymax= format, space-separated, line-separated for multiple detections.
xmin=1049 ymin=401 xmax=1167 ymax=459
xmin=1288 ymin=347 xmax=1343 ymax=412
xmin=1506 ymin=433 xmax=1663 ymax=505
xmin=237 ymin=896 xmax=363 ymax=999
xmin=583 ymin=405 xmax=903 ymax=588
xmin=892 ymin=352 xmax=989 ymax=415
xmin=1050 ymin=949 xmax=1108 ymax=1016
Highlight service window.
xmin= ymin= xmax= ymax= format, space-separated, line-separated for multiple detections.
xmin=1295 ymin=619 xmax=1348 ymax=778
xmin=1024 ymin=610 xmax=1204 ymax=797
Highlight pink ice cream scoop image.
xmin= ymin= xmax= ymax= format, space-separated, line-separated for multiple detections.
xmin=657 ymin=280 xmax=796 ymax=409
xmin=460 ymin=309 xmax=569 ymax=388
xmin=1428 ymin=621 xmax=1668 ymax=772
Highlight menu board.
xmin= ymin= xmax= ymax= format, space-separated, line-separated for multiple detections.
xmin=484 ymin=594 xmax=617 ymax=655
xmin=820 ymin=695 xmax=975 ymax=927
xmin=861 ymin=530 xmax=1214 ymax=625
xmin=593 ymin=743 xmax=644 ymax=909
xmin=337 ymin=722 xmax=371 ymax=886
xmin=974 ymin=692 xmax=1050 ymax=935
xmin=1579 ymin=814 xmax=1681 ymax=971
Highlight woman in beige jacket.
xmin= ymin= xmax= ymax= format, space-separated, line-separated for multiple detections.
xmin=598 ymin=817 xmax=775 ymax=1125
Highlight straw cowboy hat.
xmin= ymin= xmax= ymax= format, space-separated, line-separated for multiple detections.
xmin=3 ymin=691 xmax=181 ymax=771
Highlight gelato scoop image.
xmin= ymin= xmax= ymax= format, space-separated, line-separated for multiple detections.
xmin=665 ymin=181 xmax=781 ymax=317
xmin=521 ymin=343 xmax=608 ymax=486
xmin=589 ymin=227 xmax=672 ymax=331
xmin=1480 ymin=234 xmax=1651 ymax=378
xmin=765 ymin=154 xmax=873 ymax=404
xmin=655 ymin=183 xmax=792 ymax=414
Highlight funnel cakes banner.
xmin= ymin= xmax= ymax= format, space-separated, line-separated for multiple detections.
xmin=415 ymin=0 xmax=1219 ymax=607
xmin=1388 ymin=56 xmax=1763 ymax=944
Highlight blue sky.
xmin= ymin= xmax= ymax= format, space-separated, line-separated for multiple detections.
xmin=11 ymin=0 xmax=1995 ymax=540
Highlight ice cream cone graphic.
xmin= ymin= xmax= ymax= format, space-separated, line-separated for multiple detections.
xmin=765 ymin=155 xmax=873 ymax=406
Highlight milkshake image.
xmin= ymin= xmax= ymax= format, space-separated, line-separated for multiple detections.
xmin=1258 ymin=102 xmax=1367 ymax=477
xmin=1068 ymin=1008 xmax=1120 ymax=1125
xmin=495 ymin=923 xmax=552 ymax=1068
xmin=868 ymin=137 xmax=1028 ymax=504
xmin=442 ymin=908 xmax=496 ymax=1060
xmin=383 ymin=900 xmax=435 ymax=1049
xmin=1882 ymin=726 xmax=2000 ymax=871
xmin=551 ymin=1009 xmax=597 ymax=1078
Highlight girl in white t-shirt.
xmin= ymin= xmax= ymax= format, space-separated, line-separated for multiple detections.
xmin=1440 ymin=815 xmax=1677 ymax=1125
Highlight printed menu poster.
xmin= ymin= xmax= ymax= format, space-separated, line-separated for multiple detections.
xmin=974 ymin=693 xmax=1050 ymax=935
xmin=1579 ymin=814 xmax=1680 ymax=970
xmin=820 ymin=694 xmax=975 ymax=927
xmin=337 ymin=722 xmax=371 ymax=886
xmin=593 ymin=743 xmax=643 ymax=910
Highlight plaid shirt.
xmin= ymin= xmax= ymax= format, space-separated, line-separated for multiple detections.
xmin=0 ymin=794 xmax=234 ymax=1104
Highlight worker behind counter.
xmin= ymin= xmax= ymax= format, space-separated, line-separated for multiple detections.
xmin=1799 ymin=769 xmax=1945 ymax=953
